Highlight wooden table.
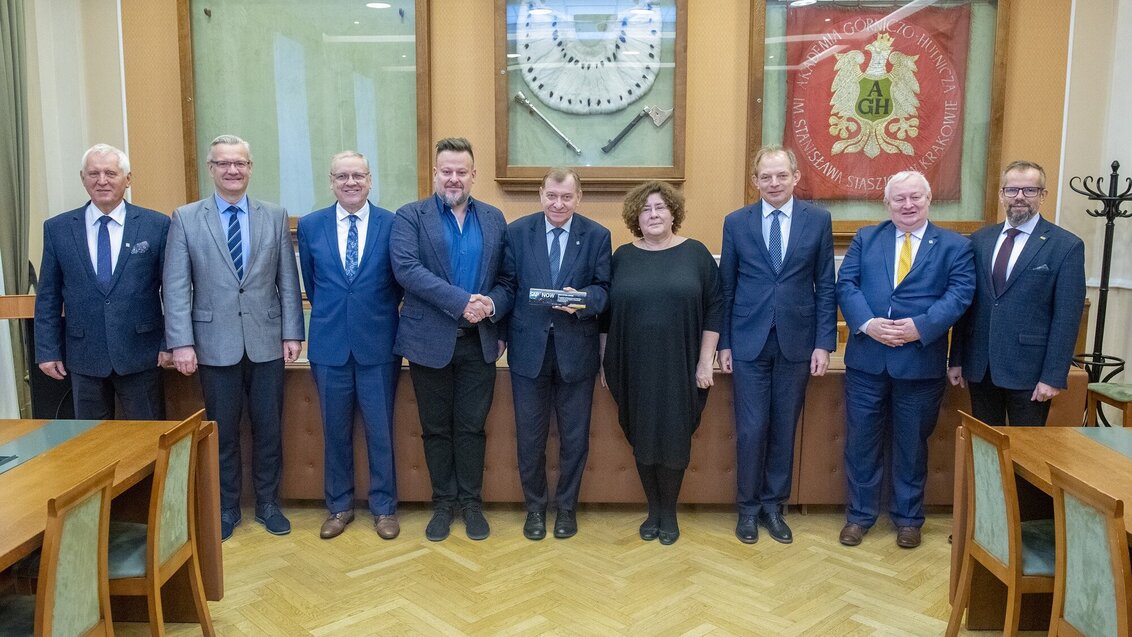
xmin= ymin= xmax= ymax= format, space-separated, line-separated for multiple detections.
xmin=0 ymin=418 xmax=224 ymax=614
xmin=950 ymin=425 xmax=1132 ymax=630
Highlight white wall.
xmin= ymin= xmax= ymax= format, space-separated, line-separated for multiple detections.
xmin=1061 ymin=0 xmax=1132 ymax=383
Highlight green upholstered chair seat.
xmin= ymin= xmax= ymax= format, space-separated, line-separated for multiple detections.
xmin=1020 ymin=518 xmax=1056 ymax=576
xmin=0 ymin=595 xmax=35 ymax=636
xmin=1088 ymin=382 xmax=1132 ymax=402
xmin=108 ymin=520 xmax=149 ymax=579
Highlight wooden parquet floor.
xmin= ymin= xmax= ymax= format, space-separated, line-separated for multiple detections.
xmin=114 ymin=504 xmax=1041 ymax=636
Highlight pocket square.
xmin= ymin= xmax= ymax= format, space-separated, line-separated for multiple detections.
xmin=1030 ymin=263 xmax=1050 ymax=272
xmin=131 ymin=241 xmax=150 ymax=254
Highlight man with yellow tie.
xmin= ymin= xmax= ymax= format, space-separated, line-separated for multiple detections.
xmin=835 ymin=170 xmax=975 ymax=549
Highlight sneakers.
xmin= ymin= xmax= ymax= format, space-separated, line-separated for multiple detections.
xmin=254 ymin=503 xmax=291 ymax=536
xmin=425 ymin=506 xmax=454 ymax=542
xmin=463 ymin=504 xmax=490 ymax=540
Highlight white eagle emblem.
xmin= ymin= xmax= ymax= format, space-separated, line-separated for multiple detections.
xmin=828 ymin=33 xmax=920 ymax=158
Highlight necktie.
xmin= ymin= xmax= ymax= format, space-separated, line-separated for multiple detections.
xmin=549 ymin=227 xmax=565 ymax=287
xmin=226 ymin=205 xmax=244 ymax=279
xmin=344 ymin=214 xmax=360 ymax=282
xmin=768 ymin=210 xmax=783 ymax=274
xmin=96 ymin=215 xmax=112 ymax=287
xmin=992 ymin=228 xmax=1022 ymax=295
xmin=896 ymin=232 xmax=912 ymax=285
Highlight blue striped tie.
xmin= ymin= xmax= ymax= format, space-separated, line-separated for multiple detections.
xmin=226 ymin=205 xmax=244 ymax=279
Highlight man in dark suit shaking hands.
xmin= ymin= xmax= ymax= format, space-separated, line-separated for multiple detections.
xmin=298 ymin=152 xmax=403 ymax=540
xmin=487 ymin=168 xmax=611 ymax=540
xmin=948 ymin=161 xmax=1086 ymax=426
xmin=718 ymin=146 xmax=837 ymax=545
xmin=35 ymin=144 xmax=170 ymax=420
xmin=391 ymin=138 xmax=507 ymax=542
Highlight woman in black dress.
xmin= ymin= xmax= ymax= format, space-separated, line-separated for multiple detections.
xmin=601 ymin=181 xmax=722 ymax=544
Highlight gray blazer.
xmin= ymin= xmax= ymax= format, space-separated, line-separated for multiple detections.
xmin=163 ymin=196 xmax=304 ymax=366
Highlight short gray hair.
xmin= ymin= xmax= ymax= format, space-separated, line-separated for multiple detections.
xmin=208 ymin=134 xmax=252 ymax=162
xmin=883 ymin=170 xmax=932 ymax=201
xmin=81 ymin=143 xmax=130 ymax=174
xmin=330 ymin=150 xmax=369 ymax=171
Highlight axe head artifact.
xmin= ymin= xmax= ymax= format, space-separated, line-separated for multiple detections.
xmin=645 ymin=105 xmax=674 ymax=126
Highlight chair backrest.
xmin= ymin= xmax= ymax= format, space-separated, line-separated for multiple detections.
xmin=35 ymin=461 xmax=118 ymax=637
xmin=147 ymin=410 xmax=204 ymax=569
xmin=1049 ymin=462 xmax=1132 ymax=637
xmin=960 ymin=412 xmax=1021 ymax=570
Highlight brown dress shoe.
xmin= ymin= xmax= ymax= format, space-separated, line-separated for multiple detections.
xmin=896 ymin=526 xmax=921 ymax=548
xmin=374 ymin=514 xmax=400 ymax=540
xmin=839 ymin=522 xmax=868 ymax=546
xmin=320 ymin=510 xmax=354 ymax=539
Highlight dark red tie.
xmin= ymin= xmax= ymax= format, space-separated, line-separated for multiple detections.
xmin=992 ymin=228 xmax=1021 ymax=296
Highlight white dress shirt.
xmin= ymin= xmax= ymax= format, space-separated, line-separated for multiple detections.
xmin=544 ymin=214 xmax=573 ymax=273
xmin=85 ymin=201 xmax=126 ymax=274
xmin=892 ymin=222 xmax=927 ymax=288
xmin=992 ymin=212 xmax=1040 ymax=280
xmin=336 ymin=203 xmax=370 ymax=269
xmin=761 ymin=197 xmax=795 ymax=262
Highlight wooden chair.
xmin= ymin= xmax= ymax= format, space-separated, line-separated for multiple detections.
xmin=106 ymin=410 xmax=214 ymax=636
xmin=0 ymin=462 xmax=117 ymax=637
xmin=946 ymin=412 xmax=1056 ymax=636
xmin=1086 ymin=382 xmax=1132 ymax=427
xmin=1048 ymin=462 xmax=1132 ymax=636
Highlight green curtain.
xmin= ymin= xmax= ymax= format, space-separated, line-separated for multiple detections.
xmin=1 ymin=0 xmax=31 ymax=415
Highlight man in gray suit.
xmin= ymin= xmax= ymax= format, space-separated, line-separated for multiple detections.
xmin=391 ymin=137 xmax=506 ymax=542
xmin=164 ymin=134 xmax=305 ymax=541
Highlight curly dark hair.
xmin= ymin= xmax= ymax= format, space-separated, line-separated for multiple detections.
xmin=621 ymin=181 xmax=685 ymax=238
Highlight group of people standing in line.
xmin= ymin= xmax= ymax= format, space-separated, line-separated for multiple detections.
xmin=34 ymin=135 xmax=1085 ymax=551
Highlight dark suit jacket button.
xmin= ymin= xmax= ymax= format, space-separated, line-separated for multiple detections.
xmin=238 ymin=311 xmax=242 ymax=316
xmin=239 ymin=288 xmax=244 ymax=293
xmin=105 ymin=299 xmax=111 ymax=304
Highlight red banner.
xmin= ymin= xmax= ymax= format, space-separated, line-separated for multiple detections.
xmin=783 ymin=5 xmax=971 ymax=200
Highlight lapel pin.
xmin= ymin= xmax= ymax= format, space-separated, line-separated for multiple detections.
xmin=1040 ymin=236 xmax=1047 ymax=240
xmin=125 ymin=243 xmax=131 ymax=248
xmin=576 ymin=240 xmax=580 ymax=245
xmin=928 ymin=239 xmax=935 ymax=245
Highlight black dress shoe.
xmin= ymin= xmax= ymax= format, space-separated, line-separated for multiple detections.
xmin=553 ymin=509 xmax=577 ymax=539
xmin=639 ymin=515 xmax=660 ymax=541
xmin=425 ymin=507 xmax=453 ymax=542
xmin=759 ymin=510 xmax=793 ymax=544
xmin=523 ymin=511 xmax=546 ymax=541
xmin=735 ymin=514 xmax=758 ymax=544
xmin=658 ymin=515 xmax=679 ymax=545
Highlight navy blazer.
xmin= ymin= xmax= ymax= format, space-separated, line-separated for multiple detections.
xmin=948 ymin=216 xmax=1085 ymax=390
xmin=837 ymin=220 xmax=975 ymax=380
xmin=35 ymin=202 xmax=170 ymax=377
xmin=718 ymin=199 xmax=837 ymax=362
xmin=391 ymin=196 xmax=507 ymax=368
xmin=487 ymin=211 xmax=611 ymax=382
xmin=297 ymin=202 xmax=402 ymax=366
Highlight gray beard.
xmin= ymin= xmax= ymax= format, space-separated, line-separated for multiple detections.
xmin=441 ymin=191 xmax=469 ymax=209
xmin=1006 ymin=207 xmax=1036 ymax=227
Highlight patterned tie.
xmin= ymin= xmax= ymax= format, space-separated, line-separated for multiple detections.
xmin=768 ymin=210 xmax=783 ymax=274
xmin=992 ymin=228 xmax=1022 ymax=296
xmin=896 ymin=232 xmax=912 ymax=285
xmin=226 ymin=205 xmax=244 ymax=279
xmin=344 ymin=214 xmax=359 ymax=282
xmin=549 ymin=227 xmax=565 ymax=287
xmin=96 ymin=215 xmax=112 ymax=287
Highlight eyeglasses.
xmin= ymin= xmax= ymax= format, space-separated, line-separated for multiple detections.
xmin=640 ymin=203 xmax=669 ymax=214
xmin=1001 ymin=186 xmax=1044 ymax=198
xmin=331 ymin=172 xmax=370 ymax=183
xmin=209 ymin=160 xmax=251 ymax=170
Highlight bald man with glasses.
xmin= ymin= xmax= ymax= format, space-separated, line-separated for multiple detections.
xmin=948 ymin=160 xmax=1086 ymax=426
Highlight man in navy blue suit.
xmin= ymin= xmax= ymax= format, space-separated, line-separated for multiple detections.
xmin=948 ymin=160 xmax=1085 ymax=426
xmin=391 ymin=138 xmax=506 ymax=542
xmin=718 ymin=146 xmax=836 ymax=545
xmin=298 ymin=151 xmax=403 ymax=541
xmin=836 ymin=170 xmax=975 ymax=549
xmin=486 ymin=168 xmax=611 ymax=540
xmin=35 ymin=144 xmax=170 ymax=420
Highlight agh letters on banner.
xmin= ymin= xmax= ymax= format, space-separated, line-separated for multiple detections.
xmin=783 ymin=6 xmax=971 ymax=200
